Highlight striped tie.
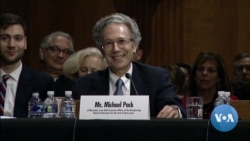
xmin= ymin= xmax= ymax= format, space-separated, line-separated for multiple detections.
xmin=0 ymin=75 xmax=11 ymax=116
xmin=114 ymin=78 xmax=124 ymax=95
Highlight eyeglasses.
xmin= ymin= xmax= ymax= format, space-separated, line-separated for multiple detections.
xmin=102 ymin=38 xmax=133 ymax=50
xmin=46 ymin=46 xmax=74 ymax=56
xmin=235 ymin=65 xmax=250 ymax=72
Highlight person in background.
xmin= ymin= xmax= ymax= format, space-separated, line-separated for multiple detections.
xmin=231 ymin=53 xmax=250 ymax=99
xmin=188 ymin=51 xmax=237 ymax=119
xmin=39 ymin=31 xmax=74 ymax=97
xmin=176 ymin=62 xmax=191 ymax=96
xmin=162 ymin=65 xmax=185 ymax=99
xmin=72 ymin=13 xmax=185 ymax=118
xmin=63 ymin=47 xmax=107 ymax=80
xmin=0 ymin=13 xmax=53 ymax=118
xmin=133 ymin=46 xmax=143 ymax=61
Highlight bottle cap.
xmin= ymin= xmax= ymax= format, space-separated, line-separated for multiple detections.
xmin=225 ymin=91 xmax=230 ymax=97
xmin=32 ymin=92 xmax=39 ymax=97
xmin=65 ymin=91 xmax=72 ymax=97
xmin=218 ymin=91 xmax=224 ymax=96
xmin=47 ymin=91 xmax=55 ymax=96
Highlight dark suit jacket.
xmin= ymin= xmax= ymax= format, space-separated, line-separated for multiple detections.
xmin=53 ymin=75 xmax=73 ymax=97
xmin=14 ymin=65 xmax=54 ymax=118
xmin=72 ymin=62 xmax=186 ymax=117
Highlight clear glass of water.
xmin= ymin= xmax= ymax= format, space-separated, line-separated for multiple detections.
xmin=186 ymin=97 xmax=203 ymax=119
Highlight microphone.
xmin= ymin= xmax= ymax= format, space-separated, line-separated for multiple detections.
xmin=125 ymin=73 xmax=139 ymax=95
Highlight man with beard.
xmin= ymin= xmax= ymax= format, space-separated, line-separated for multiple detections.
xmin=0 ymin=13 xmax=53 ymax=118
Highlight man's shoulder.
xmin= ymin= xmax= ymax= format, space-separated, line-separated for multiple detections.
xmin=77 ymin=68 xmax=108 ymax=82
xmin=133 ymin=62 xmax=166 ymax=73
xmin=21 ymin=65 xmax=53 ymax=80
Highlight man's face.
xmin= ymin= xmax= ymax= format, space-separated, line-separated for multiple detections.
xmin=101 ymin=23 xmax=137 ymax=75
xmin=0 ymin=24 xmax=27 ymax=66
xmin=40 ymin=35 xmax=73 ymax=73
xmin=234 ymin=57 xmax=250 ymax=82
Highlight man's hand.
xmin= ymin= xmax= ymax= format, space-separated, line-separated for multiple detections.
xmin=157 ymin=105 xmax=180 ymax=118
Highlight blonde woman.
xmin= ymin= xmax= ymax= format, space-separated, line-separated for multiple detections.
xmin=63 ymin=47 xmax=107 ymax=80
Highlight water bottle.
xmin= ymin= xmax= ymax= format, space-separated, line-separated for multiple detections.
xmin=214 ymin=91 xmax=230 ymax=106
xmin=60 ymin=91 xmax=76 ymax=118
xmin=43 ymin=91 xmax=58 ymax=118
xmin=28 ymin=92 xmax=43 ymax=118
xmin=224 ymin=91 xmax=231 ymax=104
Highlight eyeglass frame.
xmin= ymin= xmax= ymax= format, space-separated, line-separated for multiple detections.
xmin=101 ymin=38 xmax=134 ymax=50
xmin=45 ymin=45 xmax=74 ymax=56
xmin=235 ymin=64 xmax=250 ymax=72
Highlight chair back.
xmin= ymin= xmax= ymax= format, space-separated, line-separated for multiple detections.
xmin=230 ymin=100 xmax=250 ymax=120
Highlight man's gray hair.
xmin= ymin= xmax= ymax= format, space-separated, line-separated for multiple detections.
xmin=40 ymin=31 xmax=74 ymax=49
xmin=92 ymin=13 xmax=142 ymax=48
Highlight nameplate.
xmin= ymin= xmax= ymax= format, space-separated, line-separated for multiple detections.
xmin=79 ymin=95 xmax=150 ymax=120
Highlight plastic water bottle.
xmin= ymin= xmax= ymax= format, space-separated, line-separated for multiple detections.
xmin=43 ymin=91 xmax=58 ymax=118
xmin=28 ymin=92 xmax=43 ymax=118
xmin=214 ymin=91 xmax=230 ymax=106
xmin=60 ymin=91 xmax=76 ymax=118
xmin=224 ymin=91 xmax=231 ymax=104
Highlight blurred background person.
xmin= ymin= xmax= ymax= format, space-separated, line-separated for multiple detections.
xmin=231 ymin=52 xmax=250 ymax=99
xmin=133 ymin=46 xmax=143 ymax=61
xmin=188 ymin=51 xmax=237 ymax=119
xmin=0 ymin=13 xmax=53 ymax=117
xmin=176 ymin=62 xmax=191 ymax=96
xmin=163 ymin=65 xmax=185 ymax=99
xmin=39 ymin=31 xmax=74 ymax=97
xmin=63 ymin=47 xmax=107 ymax=80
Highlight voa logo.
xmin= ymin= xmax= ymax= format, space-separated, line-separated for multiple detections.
xmin=211 ymin=104 xmax=238 ymax=132
xmin=214 ymin=113 xmax=234 ymax=122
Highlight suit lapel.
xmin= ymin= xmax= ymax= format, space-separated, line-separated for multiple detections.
xmin=131 ymin=63 xmax=148 ymax=95
xmin=14 ymin=66 xmax=33 ymax=116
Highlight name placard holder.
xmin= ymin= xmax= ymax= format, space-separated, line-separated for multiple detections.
xmin=79 ymin=95 xmax=150 ymax=120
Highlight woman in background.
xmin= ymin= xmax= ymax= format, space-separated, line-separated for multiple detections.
xmin=188 ymin=51 xmax=237 ymax=119
xmin=63 ymin=47 xmax=107 ymax=80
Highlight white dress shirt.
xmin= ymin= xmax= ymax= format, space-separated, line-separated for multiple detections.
xmin=0 ymin=63 xmax=22 ymax=117
xmin=109 ymin=64 xmax=133 ymax=95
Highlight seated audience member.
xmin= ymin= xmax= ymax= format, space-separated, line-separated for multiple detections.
xmin=0 ymin=13 xmax=53 ymax=118
xmin=72 ymin=13 xmax=185 ymax=118
xmin=163 ymin=65 xmax=185 ymax=99
xmin=176 ymin=62 xmax=191 ymax=96
xmin=39 ymin=31 xmax=74 ymax=97
xmin=188 ymin=51 xmax=237 ymax=119
xmin=231 ymin=53 xmax=250 ymax=100
xmin=63 ymin=47 xmax=107 ymax=80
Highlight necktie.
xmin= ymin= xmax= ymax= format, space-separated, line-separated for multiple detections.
xmin=114 ymin=78 xmax=124 ymax=95
xmin=0 ymin=75 xmax=11 ymax=116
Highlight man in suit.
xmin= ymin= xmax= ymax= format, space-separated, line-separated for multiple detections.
xmin=39 ymin=31 xmax=74 ymax=97
xmin=72 ymin=13 xmax=185 ymax=118
xmin=0 ymin=13 xmax=53 ymax=118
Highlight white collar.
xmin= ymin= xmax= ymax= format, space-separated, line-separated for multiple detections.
xmin=0 ymin=62 xmax=22 ymax=81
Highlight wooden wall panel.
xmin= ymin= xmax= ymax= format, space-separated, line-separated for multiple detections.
xmin=148 ymin=0 xmax=182 ymax=66
xmin=182 ymin=0 xmax=238 ymax=79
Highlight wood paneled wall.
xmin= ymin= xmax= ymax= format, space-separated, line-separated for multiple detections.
xmin=1 ymin=0 xmax=250 ymax=80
